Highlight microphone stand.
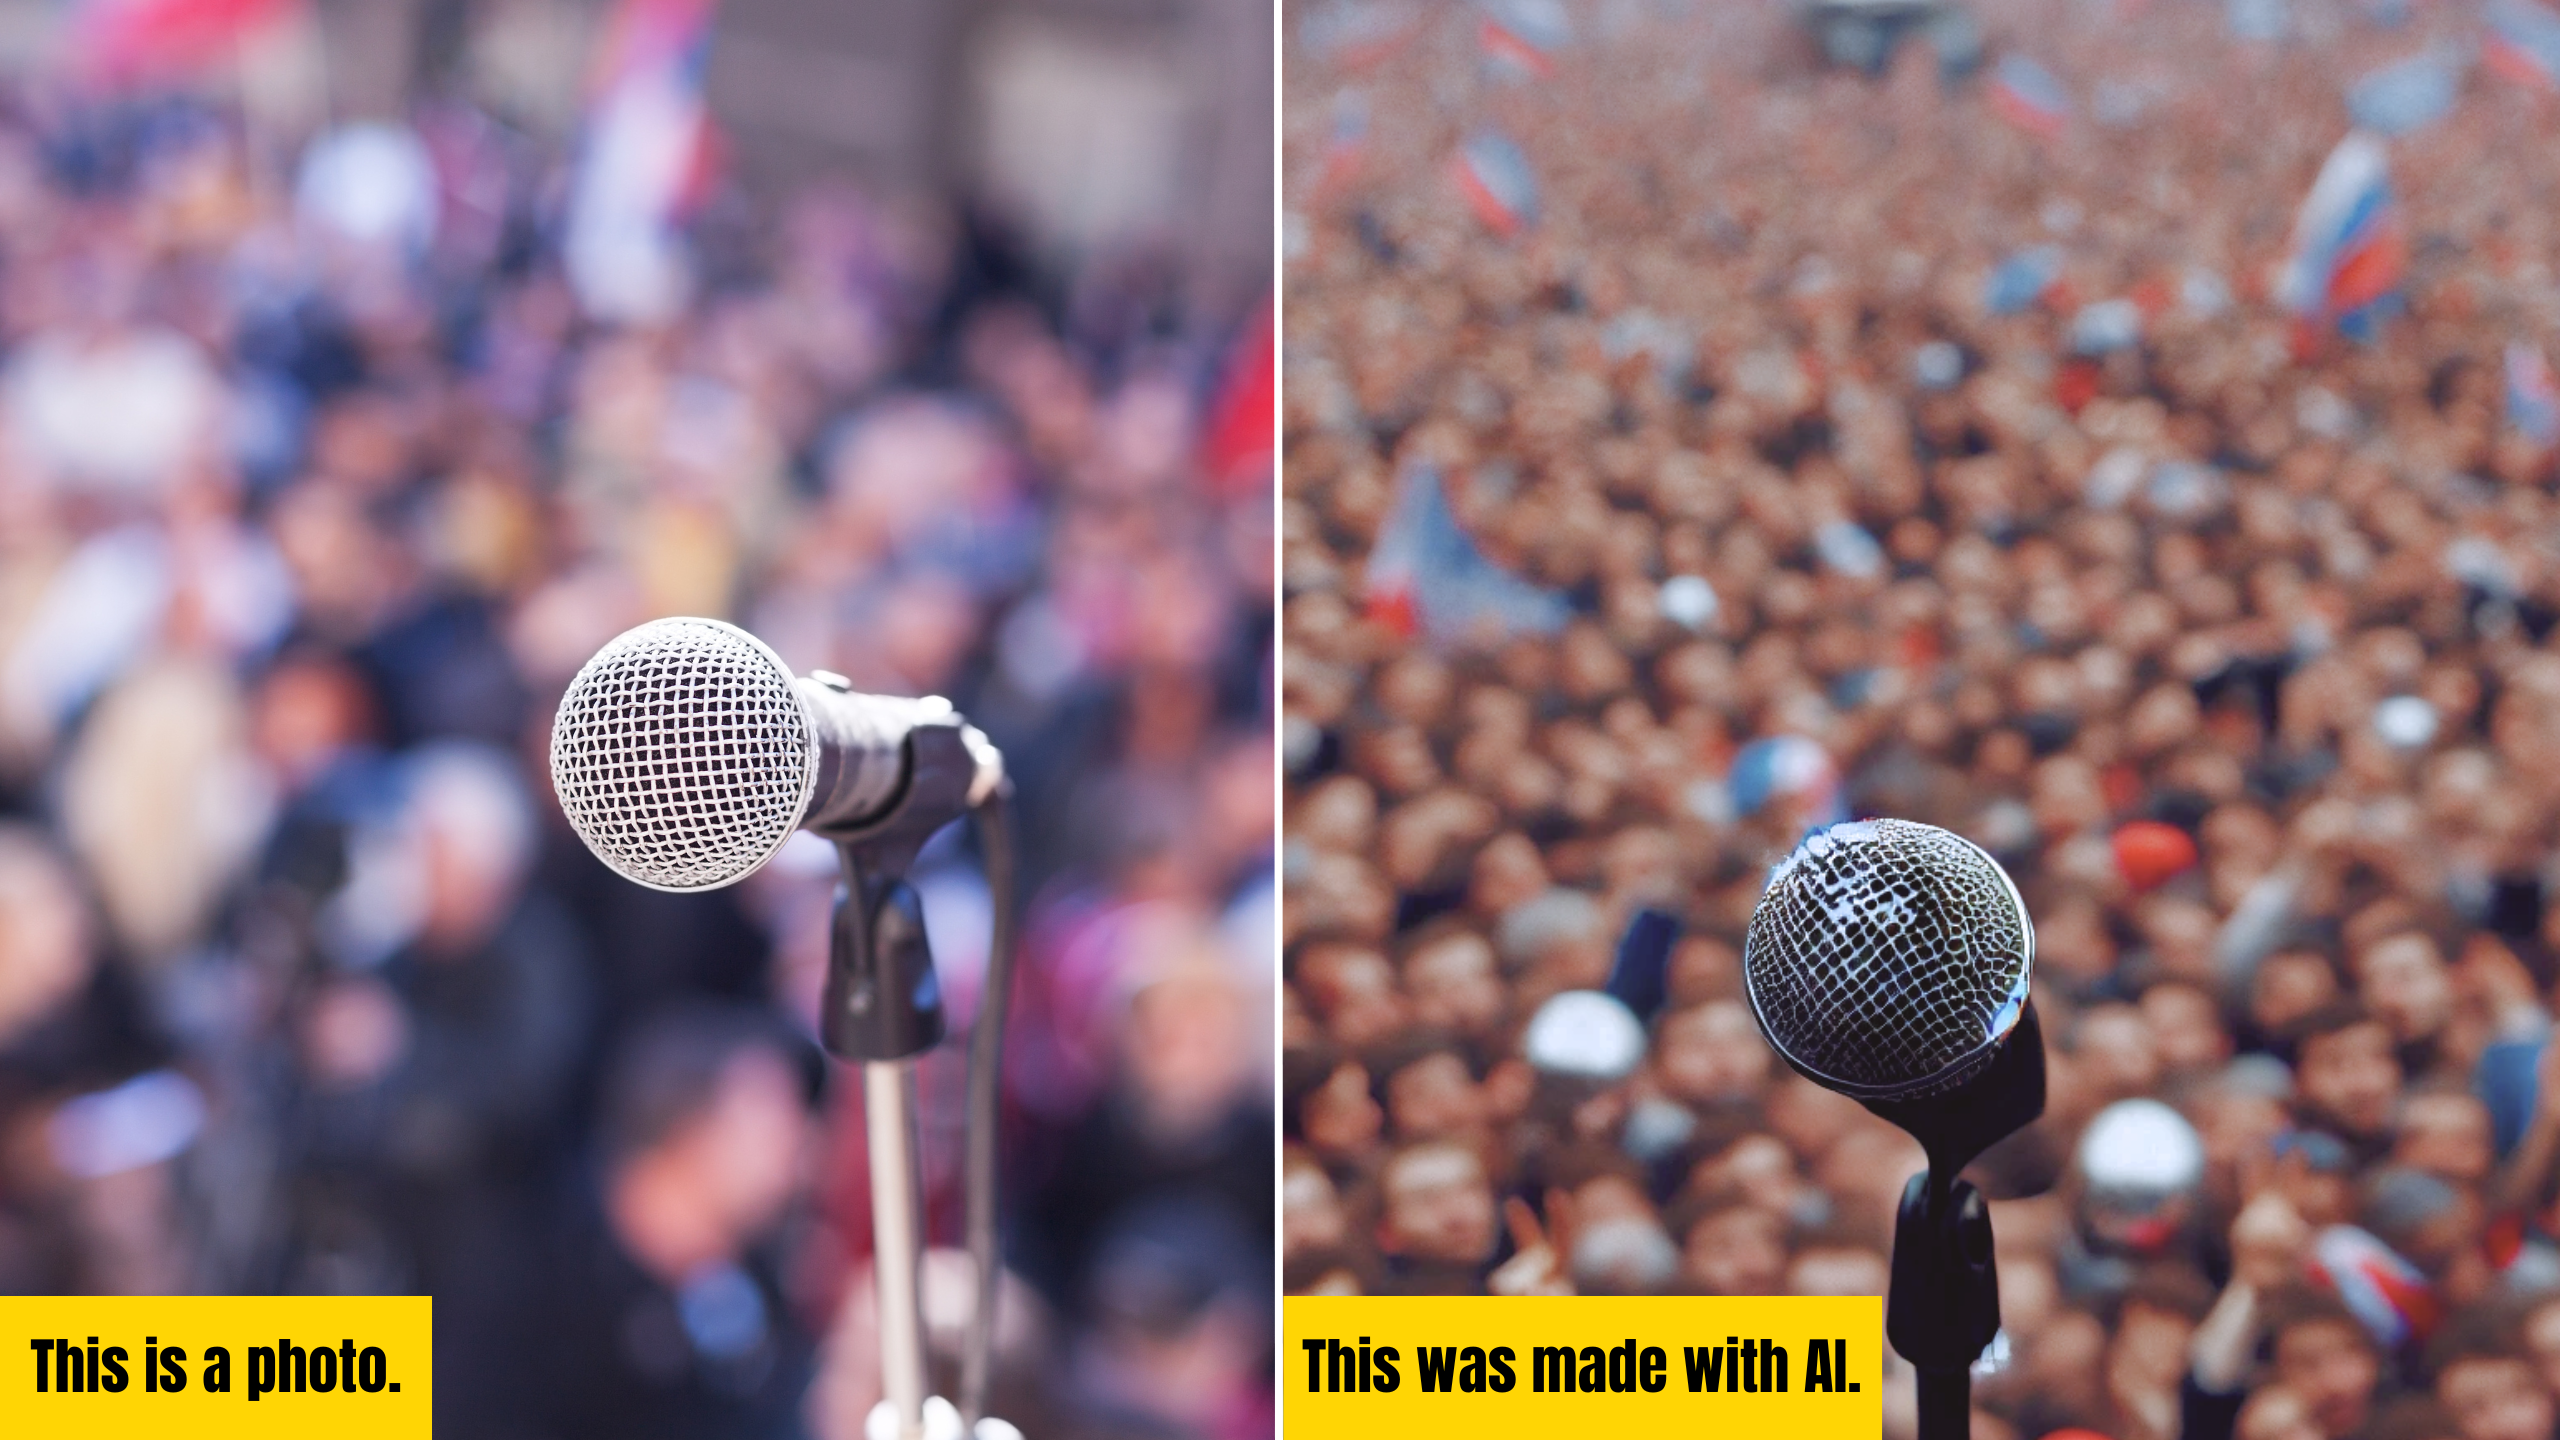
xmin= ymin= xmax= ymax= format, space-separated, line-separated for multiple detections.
xmin=1859 ymin=1003 xmax=2047 ymax=1440
xmin=813 ymin=712 xmax=1018 ymax=1440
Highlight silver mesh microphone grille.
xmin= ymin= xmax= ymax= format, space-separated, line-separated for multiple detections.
xmin=1743 ymin=819 xmax=2033 ymax=1101
xmin=549 ymin=617 xmax=819 ymax=893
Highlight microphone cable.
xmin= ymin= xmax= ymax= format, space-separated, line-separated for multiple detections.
xmin=958 ymin=780 xmax=1016 ymax=1430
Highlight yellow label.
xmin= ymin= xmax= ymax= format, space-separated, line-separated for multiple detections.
xmin=0 ymin=1295 xmax=431 ymax=1438
xmin=1283 ymin=1294 xmax=1882 ymax=1437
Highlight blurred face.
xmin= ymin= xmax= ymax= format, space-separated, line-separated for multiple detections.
xmin=1356 ymin=724 xmax=1440 ymax=797
xmin=418 ymin=814 xmax=521 ymax=953
xmin=1283 ymin=1157 xmax=1346 ymax=1253
xmin=689 ymin=1050 xmax=807 ymax=1243
xmin=2439 ymin=1358 xmax=2555 ymax=1440
xmin=1298 ymin=946 xmax=1408 ymax=1048
xmin=1691 ymin=1134 xmax=1803 ymax=1214
xmin=1655 ymin=1001 xmax=1771 ymax=1105
xmin=2274 ymin=1319 xmax=2379 ymax=1439
xmin=1816 ymin=1126 xmax=1927 ymax=1240
xmin=2075 ymin=1005 xmax=2162 ymax=1102
xmin=1682 ymin=1205 xmax=1786 ymax=1295
xmin=2109 ymin=1300 xmax=2196 ymax=1410
xmin=1469 ymin=834 xmax=1549 ymax=915
xmin=0 ymin=839 xmax=92 ymax=1044
xmin=2270 ymin=1150 xmax=2355 ymax=1230
xmin=2523 ymin=1302 xmax=2560 ymax=1400
xmin=1406 ymin=934 xmax=1506 ymax=1038
xmin=1379 ymin=1146 xmax=1497 ymax=1267
xmin=1786 ymin=1245 xmax=1887 ymax=1297
xmin=2239 ymin=1386 xmax=2326 ymax=1440
xmin=2195 ymin=1089 xmax=2286 ymax=1200
xmin=2142 ymin=984 xmax=2230 ymax=1075
xmin=2298 ymin=1022 xmax=2401 ymax=1138
xmin=2397 ymin=1093 xmax=2495 ymax=1185
xmin=2358 ymin=934 xmax=2453 ymax=1045
xmin=2254 ymin=953 xmax=2340 ymax=1036
xmin=1126 ymin=970 xmax=1248 ymax=1136
xmin=1386 ymin=1053 xmax=1487 ymax=1141
xmin=252 ymin=660 xmax=370 ymax=787
xmin=1301 ymin=1063 xmax=1383 ymax=1158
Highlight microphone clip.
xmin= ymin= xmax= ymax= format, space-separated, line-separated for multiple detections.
xmin=1872 ymin=1001 xmax=2046 ymax=1440
xmin=816 ymin=714 xmax=986 ymax=1065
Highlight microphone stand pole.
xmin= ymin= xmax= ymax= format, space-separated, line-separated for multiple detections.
xmin=816 ymin=716 xmax=1012 ymax=1440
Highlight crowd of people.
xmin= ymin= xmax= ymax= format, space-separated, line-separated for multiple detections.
xmin=0 ymin=59 xmax=1275 ymax=1440
xmin=1281 ymin=2 xmax=2560 ymax=1440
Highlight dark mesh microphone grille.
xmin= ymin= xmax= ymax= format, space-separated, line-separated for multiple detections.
xmin=1743 ymin=819 xmax=2033 ymax=1101
xmin=550 ymin=617 xmax=818 ymax=893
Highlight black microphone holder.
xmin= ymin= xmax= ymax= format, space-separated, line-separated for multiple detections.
xmin=1863 ymin=1002 xmax=2047 ymax=1440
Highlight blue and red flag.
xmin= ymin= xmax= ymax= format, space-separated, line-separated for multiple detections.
xmin=2311 ymin=1225 xmax=2441 ymax=1350
xmin=2509 ymin=342 xmax=2560 ymax=449
xmin=2487 ymin=0 xmax=2560 ymax=91
xmin=563 ymin=0 xmax=719 ymax=323
xmin=1454 ymin=128 xmax=1538 ymax=237
xmin=1989 ymin=54 xmax=2073 ymax=139
xmin=1478 ymin=0 xmax=1570 ymax=81
xmin=2279 ymin=133 xmax=2405 ymax=342
xmin=1365 ymin=465 xmax=1568 ymax=645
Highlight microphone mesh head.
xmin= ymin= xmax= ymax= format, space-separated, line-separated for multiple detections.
xmin=1743 ymin=819 xmax=2033 ymax=1101
xmin=549 ymin=617 xmax=817 ymax=893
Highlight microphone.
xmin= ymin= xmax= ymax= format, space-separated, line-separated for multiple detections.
xmin=552 ymin=615 xmax=1021 ymax=1440
xmin=1742 ymin=818 xmax=2045 ymax=1440
xmin=548 ymin=616 xmax=1002 ymax=892
xmin=1743 ymin=818 xmax=2033 ymax=1104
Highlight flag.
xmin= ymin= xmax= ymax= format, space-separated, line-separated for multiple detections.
xmin=1454 ymin=129 xmax=1538 ymax=236
xmin=1989 ymin=54 xmax=2072 ymax=138
xmin=2488 ymin=0 xmax=2560 ymax=91
xmin=563 ymin=0 xmax=719 ymax=325
xmin=1364 ymin=465 xmax=1569 ymax=645
xmin=2510 ymin=342 xmax=2560 ymax=449
xmin=2347 ymin=50 xmax=2461 ymax=135
xmin=1985 ymin=245 xmax=2067 ymax=315
xmin=2279 ymin=133 xmax=2404 ymax=341
xmin=1199 ymin=298 xmax=1274 ymax=494
xmin=2488 ymin=0 xmax=2560 ymax=94
xmin=2311 ymin=1225 xmax=2440 ymax=1349
xmin=73 ymin=0 xmax=296 ymax=83
xmin=1478 ymin=0 xmax=1570 ymax=81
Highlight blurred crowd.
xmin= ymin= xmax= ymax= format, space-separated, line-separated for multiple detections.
xmin=1281 ymin=2 xmax=2560 ymax=1440
xmin=0 ymin=60 xmax=1274 ymax=1440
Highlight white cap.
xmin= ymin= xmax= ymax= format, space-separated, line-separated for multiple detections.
xmin=2078 ymin=1098 xmax=2204 ymax=1200
xmin=1522 ymin=990 xmax=1647 ymax=1081
xmin=2372 ymin=695 xmax=2438 ymax=750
